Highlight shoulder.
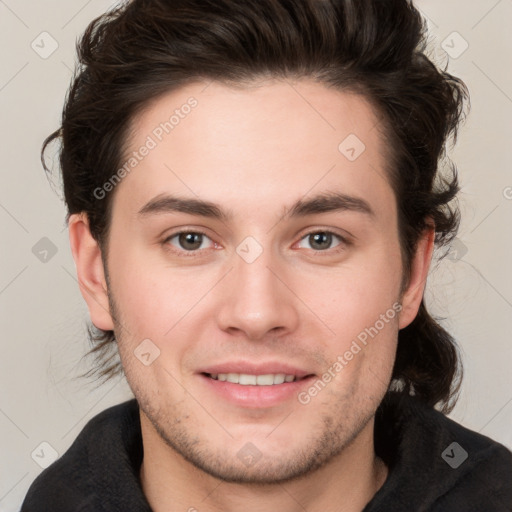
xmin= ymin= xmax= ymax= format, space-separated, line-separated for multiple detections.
xmin=424 ymin=402 xmax=512 ymax=511
xmin=371 ymin=392 xmax=512 ymax=511
xmin=20 ymin=399 xmax=141 ymax=512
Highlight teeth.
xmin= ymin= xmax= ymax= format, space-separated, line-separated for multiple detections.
xmin=211 ymin=373 xmax=297 ymax=385
xmin=256 ymin=374 xmax=274 ymax=386
xmin=273 ymin=373 xmax=285 ymax=384
xmin=239 ymin=374 xmax=257 ymax=385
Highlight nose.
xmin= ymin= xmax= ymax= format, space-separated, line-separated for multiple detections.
xmin=215 ymin=241 xmax=300 ymax=341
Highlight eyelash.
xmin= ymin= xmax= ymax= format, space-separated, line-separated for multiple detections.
xmin=162 ymin=229 xmax=351 ymax=258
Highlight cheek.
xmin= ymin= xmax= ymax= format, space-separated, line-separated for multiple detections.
xmin=108 ymin=245 xmax=220 ymax=350
xmin=106 ymin=242 xmax=229 ymax=393
xmin=311 ymin=243 xmax=403 ymax=343
xmin=108 ymin=222 xmax=403 ymax=352
xmin=318 ymin=308 xmax=400 ymax=405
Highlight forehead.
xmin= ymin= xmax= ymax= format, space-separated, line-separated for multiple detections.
xmin=113 ymin=78 xmax=393 ymax=221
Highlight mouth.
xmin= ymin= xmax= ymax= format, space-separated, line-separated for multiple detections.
xmin=199 ymin=370 xmax=316 ymax=408
xmin=202 ymin=372 xmax=312 ymax=386
xmin=197 ymin=363 xmax=316 ymax=407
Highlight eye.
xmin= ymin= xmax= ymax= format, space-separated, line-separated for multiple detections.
xmin=164 ymin=231 xmax=215 ymax=254
xmin=296 ymin=231 xmax=347 ymax=253
xmin=162 ymin=229 xmax=349 ymax=258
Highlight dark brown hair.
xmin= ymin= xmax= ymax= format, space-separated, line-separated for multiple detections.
xmin=44 ymin=0 xmax=468 ymax=412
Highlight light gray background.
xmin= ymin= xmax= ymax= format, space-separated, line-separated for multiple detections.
xmin=1 ymin=1 xmax=511 ymax=510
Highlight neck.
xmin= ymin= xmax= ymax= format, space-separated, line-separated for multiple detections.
xmin=139 ymin=414 xmax=388 ymax=512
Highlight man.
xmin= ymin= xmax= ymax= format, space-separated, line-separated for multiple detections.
xmin=21 ymin=0 xmax=512 ymax=511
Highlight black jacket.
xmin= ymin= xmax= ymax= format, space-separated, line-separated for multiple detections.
xmin=21 ymin=392 xmax=512 ymax=511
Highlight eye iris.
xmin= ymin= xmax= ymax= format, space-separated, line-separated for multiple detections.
xmin=310 ymin=232 xmax=332 ymax=250
xmin=179 ymin=232 xmax=203 ymax=250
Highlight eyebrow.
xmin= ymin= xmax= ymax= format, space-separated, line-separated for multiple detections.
xmin=137 ymin=191 xmax=375 ymax=221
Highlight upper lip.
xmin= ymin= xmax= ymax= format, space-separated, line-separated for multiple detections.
xmin=198 ymin=361 xmax=314 ymax=379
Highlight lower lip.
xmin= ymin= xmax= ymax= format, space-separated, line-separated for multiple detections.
xmin=199 ymin=374 xmax=315 ymax=408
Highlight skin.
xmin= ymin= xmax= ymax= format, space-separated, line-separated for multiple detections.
xmin=69 ymin=78 xmax=434 ymax=512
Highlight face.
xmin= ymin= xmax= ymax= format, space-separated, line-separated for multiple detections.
xmin=73 ymin=78 xmax=429 ymax=484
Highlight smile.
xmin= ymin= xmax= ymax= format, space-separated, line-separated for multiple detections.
xmin=205 ymin=373 xmax=299 ymax=385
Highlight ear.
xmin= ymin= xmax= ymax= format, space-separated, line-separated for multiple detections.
xmin=398 ymin=224 xmax=435 ymax=330
xmin=68 ymin=213 xmax=114 ymax=331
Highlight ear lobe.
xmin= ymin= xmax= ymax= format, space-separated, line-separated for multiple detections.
xmin=68 ymin=213 xmax=114 ymax=331
xmin=398 ymin=225 xmax=435 ymax=330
